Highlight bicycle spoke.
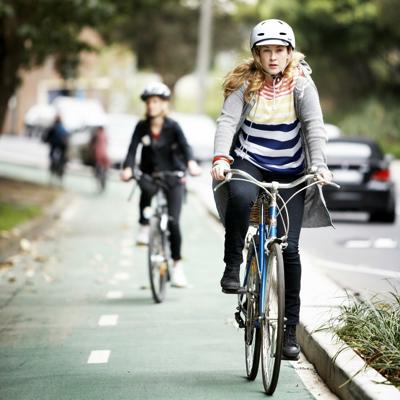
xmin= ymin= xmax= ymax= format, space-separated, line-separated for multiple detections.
xmin=243 ymin=241 xmax=261 ymax=381
xmin=261 ymin=243 xmax=285 ymax=395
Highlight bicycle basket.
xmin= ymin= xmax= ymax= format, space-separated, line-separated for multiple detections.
xmin=138 ymin=174 xmax=158 ymax=196
xmin=249 ymin=194 xmax=270 ymax=225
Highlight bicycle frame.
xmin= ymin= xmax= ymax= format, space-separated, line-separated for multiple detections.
xmin=214 ymin=168 xmax=339 ymax=318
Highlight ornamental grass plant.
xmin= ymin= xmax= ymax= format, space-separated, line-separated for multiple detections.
xmin=331 ymin=292 xmax=400 ymax=388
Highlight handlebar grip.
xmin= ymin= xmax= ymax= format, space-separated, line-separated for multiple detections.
xmin=327 ymin=181 xmax=341 ymax=189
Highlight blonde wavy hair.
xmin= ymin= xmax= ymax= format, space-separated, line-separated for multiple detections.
xmin=223 ymin=47 xmax=305 ymax=102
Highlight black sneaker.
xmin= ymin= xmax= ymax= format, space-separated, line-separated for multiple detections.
xmin=282 ymin=325 xmax=300 ymax=360
xmin=220 ymin=265 xmax=240 ymax=293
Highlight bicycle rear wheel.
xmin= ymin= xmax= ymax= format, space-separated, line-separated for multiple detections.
xmin=261 ymin=242 xmax=285 ymax=395
xmin=148 ymin=217 xmax=169 ymax=303
xmin=243 ymin=240 xmax=261 ymax=380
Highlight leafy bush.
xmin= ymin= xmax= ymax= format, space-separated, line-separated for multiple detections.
xmin=332 ymin=293 xmax=400 ymax=388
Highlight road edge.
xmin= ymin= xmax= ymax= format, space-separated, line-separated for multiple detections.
xmin=0 ymin=190 xmax=73 ymax=263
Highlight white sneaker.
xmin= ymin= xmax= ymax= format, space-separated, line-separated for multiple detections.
xmin=136 ymin=224 xmax=149 ymax=245
xmin=171 ymin=261 xmax=188 ymax=288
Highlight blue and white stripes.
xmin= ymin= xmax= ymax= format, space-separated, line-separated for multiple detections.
xmin=234 ymin=78 xmax=305 ymax=175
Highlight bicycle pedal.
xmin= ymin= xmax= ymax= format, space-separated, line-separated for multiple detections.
xmin=234 ymin=311 xmax=245 ymax=328
xmin=222 ymin=286 xmax=245 ymax=294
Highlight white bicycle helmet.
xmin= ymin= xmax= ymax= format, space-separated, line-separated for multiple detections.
xmin=250 ymin=19 xmax=295 ymax=50
xmin=140 ymin=82 xmax=171 ymax=101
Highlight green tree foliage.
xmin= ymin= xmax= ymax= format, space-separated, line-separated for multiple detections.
xmin=100 ymin=0 xmax=243 ymax=89
xmin=248 ymin=0 xmax=400 ymax=101
xmin=0 ymin=0 xmax=114 ymax=131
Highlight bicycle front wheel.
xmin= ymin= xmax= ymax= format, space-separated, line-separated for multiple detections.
xmin=261 ymin=242 xmax=285 ymax=395
xmin=148 ymin=217 xmax=168 ymax=303
xmin=243 ymin=240 xmax=261 ymax=380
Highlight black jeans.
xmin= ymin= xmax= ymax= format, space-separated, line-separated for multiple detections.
xmin=139 ymin=183 xmax=184 ymax=261
xmin=224 ymin=158 xmax=305 ymax=325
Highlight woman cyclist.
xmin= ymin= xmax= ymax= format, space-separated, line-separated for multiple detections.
xmin=121 ymin=82 xmax=201 ymax=288
xmin=211 ymin=19 xmax=333 ymax=360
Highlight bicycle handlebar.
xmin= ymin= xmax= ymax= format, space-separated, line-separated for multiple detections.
xmin=214 ymin=168 xmax=340 ymax=192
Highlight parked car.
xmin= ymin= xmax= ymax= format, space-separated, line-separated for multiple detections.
xmin=323 ymin=137 xmax=396 ymax=223
xmin=325 ymin=123 xmax=342 ymax=140
xmin=106 ymin=113 xmax=138 ymax=167
xmin=170 ymin=112 xmax=215 ymax=163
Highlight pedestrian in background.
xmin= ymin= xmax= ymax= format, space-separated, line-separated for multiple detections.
xmin=211 ymin=19 xmax=333 ymax=360
xmin=43 ymin=114 xmax=69 ymax=182
xmin=90 ymin=125 xmax=110 ymax=192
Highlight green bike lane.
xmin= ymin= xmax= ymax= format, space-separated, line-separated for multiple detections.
xmin=0 ymin=163 xmax=322 ymax=400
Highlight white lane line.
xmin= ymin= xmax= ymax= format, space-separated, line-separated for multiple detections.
xmin=120 ymin=248 xmax=133 ymax=257
xmin=344 ymin=238 xmax=398 ymax=249
xmin=119 ymin=259 xmax=131 ymax=268
xmin=374 ymin=238 xmax=397 ymax=249
xmin=87 ymin=350 xmax=111 ymax=364
xmin=106 ymin=290 xmax=123 ymax=299
xmin=121 ymin=239 xmax=134 ymax=248
xmin=114 ymin=272 xmax=130 ymax=281
xmin=317 ymin=258 xmax=400 ymax=279
xmin=344 ymin=240 xmax=372 ymax=249
xmin=98 ymin=315 xmax=119 ymax=327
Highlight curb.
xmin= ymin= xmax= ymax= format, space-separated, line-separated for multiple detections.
xmin=0 ymin=190 xmax=73 ymax=264
xmin=187 ymin=177 xmax=400 ymax=400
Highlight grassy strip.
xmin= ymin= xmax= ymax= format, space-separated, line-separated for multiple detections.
xmin=331 ymin=293 xmax=400 ymax=388
xmin=0 ymin=202 xmax=42 ymax=231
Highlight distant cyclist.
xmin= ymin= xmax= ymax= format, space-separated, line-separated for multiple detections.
xmin=44 ymin=114 xmax=69 ymax=181
xmin=90 ymin=125 xmax=110 ymax=192
xmin=120 ymin=82 xmax=201 ymax=288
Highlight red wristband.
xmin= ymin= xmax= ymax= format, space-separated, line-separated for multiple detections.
xmin=212 ymin=156 xmax=231 ymax=165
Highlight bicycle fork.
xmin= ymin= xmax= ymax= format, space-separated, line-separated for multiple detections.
xmin=259 ymin=190 xmax=278 ymax=316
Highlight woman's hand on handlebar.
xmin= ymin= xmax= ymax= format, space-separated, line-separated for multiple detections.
xmin=316 ymin=167 xmax=333 ymax=186
xmin=211 ymin=159 xmax=230 ymax=181
xmin=188 ymin=160 xmax=202 ymax=176
xmin=120 ymin=167 xmax=133 ymax=182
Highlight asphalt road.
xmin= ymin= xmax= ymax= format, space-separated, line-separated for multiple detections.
xmin=0 ymin=162 xmax=336 ymax=400
xmin=301 ymin=161 xmax=400 ymax=298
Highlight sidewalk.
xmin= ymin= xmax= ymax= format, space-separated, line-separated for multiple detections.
xmin=187 ymin=173 xmax=400 ymax=400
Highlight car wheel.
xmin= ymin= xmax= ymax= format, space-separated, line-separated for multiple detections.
xmin=369 ymin=206 xmax=396 ymax=224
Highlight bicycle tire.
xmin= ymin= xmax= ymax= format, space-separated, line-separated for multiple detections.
xmin=243 ymin=240 xmax=261 ymax=380
xmin=148 ymin=217 xmax=168 ymax=303
xmin=261 ymin=242 xmax=285 ymax=395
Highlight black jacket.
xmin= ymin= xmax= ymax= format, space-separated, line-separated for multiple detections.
xmin=123 ymin=117 xmax=194 ymax=174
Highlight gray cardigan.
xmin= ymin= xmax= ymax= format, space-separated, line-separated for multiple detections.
xmin=213 ymin=74 xmax=333 ymax=228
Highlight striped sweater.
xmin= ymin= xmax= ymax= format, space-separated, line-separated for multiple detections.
xmin=234 ymin=74 xmax=305 ymax=175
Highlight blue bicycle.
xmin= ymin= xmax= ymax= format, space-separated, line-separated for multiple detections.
xmin=215 ymin=168 xmax=338 ymax=395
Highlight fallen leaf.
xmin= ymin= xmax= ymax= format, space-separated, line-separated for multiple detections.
xmin=34 ymin=255 xmax=48 ymax=263
xmin=0 ymin=259 xmax=14 ymax=269
xmin=20 ymin=238 xmax=32 ymax=252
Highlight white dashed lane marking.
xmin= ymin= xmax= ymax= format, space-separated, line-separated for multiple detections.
xmin=106 ymin=290 xmax=123 ymax=299
xmin=120 ymin=248 xmax=133 ymax=257
xmin=317 ymin=258 xmax=400 ymax=279
xmin=114 ymin=272 xmax=130 ymax=281
xmin=87 ymin=350 xmax=111 ymax=364
xmin=121 ymin=238 xmax=134 ymax=248
xmin=119 ymin=259 xmax=131 ymax=268
xmin=98 ymin=315 xmax=119 ymax=327
xmin=344 ymin=238 xmax=398 ymax=249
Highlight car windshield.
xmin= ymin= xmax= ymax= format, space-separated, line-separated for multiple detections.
xmin=327 ymin=142 xmax=372 ymax=161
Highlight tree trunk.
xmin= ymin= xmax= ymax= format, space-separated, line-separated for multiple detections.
xmin=0 ymin=13 xmax=23 ymax=135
